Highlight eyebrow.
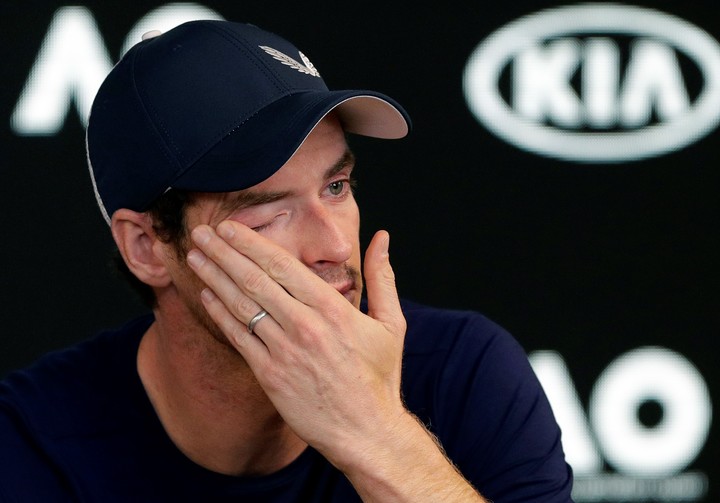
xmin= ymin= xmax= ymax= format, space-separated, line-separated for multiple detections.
xmin=325 ymin=148 xmax=356 ymax=180
xmin=219 ymin=148 xmax=356 ymax=213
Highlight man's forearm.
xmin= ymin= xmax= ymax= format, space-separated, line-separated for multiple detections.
xmin=336 ymin=411 xmax=487 ymax=503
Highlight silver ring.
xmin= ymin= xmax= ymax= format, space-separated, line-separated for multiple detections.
xmin=247 ymin=309 xmax=268 ymax=335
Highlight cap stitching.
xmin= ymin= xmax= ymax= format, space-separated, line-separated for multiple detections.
xmin=130 ymin=41 xmax=182 ymax=208
xmin=210 ymin=22 xmax=292 ymax=90
xmin=168 ymin=22 xmax=299 ymax=183
xmin=131 ymin=41 xmax=183 ymax=178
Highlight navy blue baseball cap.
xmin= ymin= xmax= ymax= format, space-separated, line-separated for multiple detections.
xmin=86 ymin=20 xmax=410 ymax=223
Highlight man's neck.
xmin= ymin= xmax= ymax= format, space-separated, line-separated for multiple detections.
xmin=136 ymin=316 xmax=307 ymax=476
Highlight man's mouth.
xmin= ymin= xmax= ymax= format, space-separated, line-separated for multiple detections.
xmin=335 ymin=280 xmax=356 ymax=302
xmin=320 ymin=265 xmax=360 ymax=304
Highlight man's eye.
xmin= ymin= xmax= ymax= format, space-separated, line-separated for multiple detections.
xmin=329 ymin=178 xmax=356 ymax=196
xmin=251 ymin=222 xmax=271 ymax=232
xmin=328 ymin=180 xmax=346 ymax=196
xmin=250 ymin=218 xmax=275 ymax=232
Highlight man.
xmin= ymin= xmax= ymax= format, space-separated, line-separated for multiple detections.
xmin=0 ymin=20 xmax=573 ymax=501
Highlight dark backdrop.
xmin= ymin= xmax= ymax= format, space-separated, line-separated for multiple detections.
xmin=1 ymin=1 xmax=716 ymax=501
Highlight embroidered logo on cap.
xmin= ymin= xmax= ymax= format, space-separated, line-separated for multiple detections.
xmin=259 ymin=45 xmax=321 ymax=77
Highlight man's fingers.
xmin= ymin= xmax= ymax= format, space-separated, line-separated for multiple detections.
xmin=190 ymin=222 xmax=340 ymax=340
xmin=364 ymin=231 xmax=406 ymax=336
xmin=197 ymin=287 xmax=270 ymax=363
xmin=213 ymin=220 xmax=342 ymax=308
xmin=187 ymin=248 xmax=264 ymax=322
xmin=190 ymin=224 xmax=299 ymax=326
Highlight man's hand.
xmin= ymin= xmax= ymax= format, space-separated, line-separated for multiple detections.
xmin=187 ymin=220 xmax=406 ymax=464
xmin=187 ymin=220 xmax=485 ymax=501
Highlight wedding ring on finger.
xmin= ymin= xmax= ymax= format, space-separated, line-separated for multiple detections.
xmin=247 ymin=309 xmax=269 ymax=335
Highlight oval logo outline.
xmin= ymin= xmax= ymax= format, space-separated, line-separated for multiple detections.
xmin=462 ymin=4 xmax=720 ymax=163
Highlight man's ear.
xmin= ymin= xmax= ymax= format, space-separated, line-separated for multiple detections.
xmin=111 ymin=209 xmax=172 ymax=288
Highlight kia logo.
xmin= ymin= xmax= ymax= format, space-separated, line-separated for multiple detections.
xmin=463 ymin=4 xmax=720 ymax=162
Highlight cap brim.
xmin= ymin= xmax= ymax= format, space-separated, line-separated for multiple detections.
xmin=170 ymin=90 xmax=410 ymax=193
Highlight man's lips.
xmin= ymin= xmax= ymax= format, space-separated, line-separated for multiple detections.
xmin=317 ymin=265 xmax=360 ymax=302
xmin=332 ymin=280 xmax=356 ymax=301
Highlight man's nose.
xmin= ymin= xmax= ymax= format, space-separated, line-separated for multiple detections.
xmin=296 ymin=202 xmax=354 ymax=267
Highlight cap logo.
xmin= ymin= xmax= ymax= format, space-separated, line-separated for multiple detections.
xmin=259 ymin=45 xmax=321 ymax=77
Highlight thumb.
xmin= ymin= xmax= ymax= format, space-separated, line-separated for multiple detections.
xmin=364 ymin=230 xmax=405 ymax=335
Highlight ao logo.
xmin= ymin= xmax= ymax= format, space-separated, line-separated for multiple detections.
xmin=463 ymin=4 xmax=720 ymax=162
xmin=529 ymin=346 xmax=712 ymax=497
xmin=11 ymin=3 xmax=223 ymax=135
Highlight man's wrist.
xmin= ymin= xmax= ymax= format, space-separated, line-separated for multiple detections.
xmin=329 ymin=409 xmax=486 ymax=502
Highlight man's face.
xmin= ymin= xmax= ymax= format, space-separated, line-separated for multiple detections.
xmin=164 ymin=114 xmax=362 ymax=342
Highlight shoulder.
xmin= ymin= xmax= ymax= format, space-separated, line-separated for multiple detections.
xmin=400 ymin=298 xmax=526 ymax=368
xmin=399 ymin=299 xmax=540 ymax=427
xmin=398 ymin=300 xmax=574 ymax=501
xmin=0 ymin=406 xmax=74 ymax=501
xmin=399 ymin=297 xmax=530 ymax=380
xmin=0 ymin=315 xmax=153 ymax=500
xmin=0 ymin=315 xmax=153 ymax=438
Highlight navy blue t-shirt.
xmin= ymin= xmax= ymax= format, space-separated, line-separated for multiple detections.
xmin=0 ymin=301 xmax=573 ymax=502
